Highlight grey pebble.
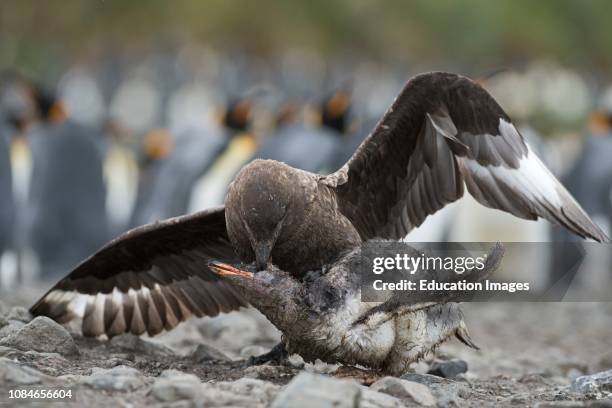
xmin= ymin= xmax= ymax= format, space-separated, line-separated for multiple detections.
xmin=109 ymin=333 xmax=174 ymax=356
xmin=83 ymin=365 xmax=145 ymax=391
xmin=152 ymin=372 xmax=202 ymax=402
xmin=0 ymin=316 xmax=78 ymax=355
xmin=271 ymin=371 xmax=360 ymax=408
xmin=400 ymin=372 xmax=469 ymax=405
xmin=370 ymin=376 xmax=436 ymax=407
xmin=5 ymin=306 xmax=32 ymax=323
xmin=190 ymin=343 xmax=231 ymax=362
xmin=360 ymin=386 xmax=406 ymax=408
xmin=0 ymin=357 xmax=53 ymax=385
xmin=0 ymin=320 xmax=24 ymax=339
xmin=244 ymin=364 xmax=287 ymax=380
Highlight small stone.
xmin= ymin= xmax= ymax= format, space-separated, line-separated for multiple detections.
xmin=199 ymin=386 xmax=252 ymax=407
xmin=370 ymin=376 xmax=436 ymax=407
xmin=533 ymin=402 xmax=585 ymax=408
xmin=519 ymin=373 xmax=550 ymax=384
xmin=109 ymin=333 xmax=173 ymax=356
xmin=507 ymin=394 xmax=529 ymax=405
xmin=91 ymin=365 xmax=141 ymax=376
xmin=216 ymin=377 xmax=280 ymax=404
xmin=152 ymin=372 xmax=202 ymax=402
xmin=588 ymin=399 xmax=612 ymax=408
xmin=271 ymin=371 xmax=360 ymax=408
xmin=106 ymin=354 xmax=135 ymax=365
xmin=400 ymin=372 xmax=469 ymax=402
xmin=5 ymin=307 xmax=32 ymax=323
xmin=84 ymin=365 xmax=144 ymax=391
xmin=244 ymin=364 xmax=285 ymax=380
xmin=0 ymin=315 xmax=7 ymax=329
xmin=0 ymin=320 xmax=24 ymax=339
xmin=0 ymin=316 xmax=78 ymax=355
xmin=0 ymin=346 xmax=15 ymax=357
xmin=196 ymin=310 xmax=281 ymax=354
xmin=360 ymin=386 xmax=405 ymax=408
xmin=240 ymin=345 xmax=269 ymax=359
xmin=160 ymin=369 xmax=195 ymax=378
xmin=0 ymin=357 xmax=51 ymax=384
xmin=164 ymin=402 xmax=199 ymax=408
xmin=571 ymin=369 xmax=612 ymax=397
xmin=427 ymin=359 xmax=468 ymax=378
xmin=190 ymin=343 xmax=230 ymax=362
xmin=400 ymin=372 xmax=450 ymax=386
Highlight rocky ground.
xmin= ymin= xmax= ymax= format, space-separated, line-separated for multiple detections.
xmin=0 ymin=287 xmax=611 ymax=407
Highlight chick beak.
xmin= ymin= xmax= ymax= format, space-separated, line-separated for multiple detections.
xmin=209 ymin=261 xmax=254 ymax=279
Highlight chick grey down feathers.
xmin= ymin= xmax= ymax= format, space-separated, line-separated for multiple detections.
xmin=208 ymin=242 xmax=504 ymax=375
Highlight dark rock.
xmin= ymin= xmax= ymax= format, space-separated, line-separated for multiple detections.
xmin=0 ymin=316 xmax=78 ymax=355
xmin=427 ymin=359 xmax=468 ymax=378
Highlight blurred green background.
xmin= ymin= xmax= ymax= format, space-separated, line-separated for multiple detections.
xmin=2 ymin=0 xmax=612 ymax=76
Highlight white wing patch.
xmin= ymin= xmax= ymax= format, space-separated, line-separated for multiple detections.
xmin=459 ymin=119 xmax=563 ymax=210
xmin=453 ymin=118 xmax=607 ymax=243
xmin=499 ymin=120 xmax=560 ymax=206
xmin=461 ymin=143 xmax=562 ymax=208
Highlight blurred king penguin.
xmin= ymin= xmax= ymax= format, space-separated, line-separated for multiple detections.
xmin=25 ymin=87 xmax=109 ymax=279
xmin=254 ymin=89 xmax=352 ymax=174
xmin=131 ymin=97 xmax=256 ymax=226
xmin=0 ymin=124 xmax=14 ymax=259
xmin=549 ymin=99 xmax=612 ymax=284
